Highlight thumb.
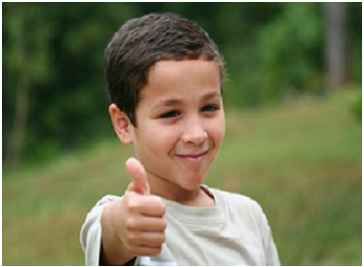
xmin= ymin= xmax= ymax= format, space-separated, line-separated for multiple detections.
xmin=125 ymin=157 xmax=150 ymax=196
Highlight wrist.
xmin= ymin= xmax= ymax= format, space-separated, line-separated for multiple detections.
xmin=100 ymin=202 xmax=135 ymax=265
xmin=100 ymin=236 xmax=133 ymax=266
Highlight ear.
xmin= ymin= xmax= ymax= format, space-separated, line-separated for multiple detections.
xmin=109 ymin=104 xmax=134 ymax=145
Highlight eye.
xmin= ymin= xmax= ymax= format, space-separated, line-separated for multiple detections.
xmin=202 ymin=105 xmax=219 ymax=112
xmin=161 ymin=111 xmax=180 ymax=119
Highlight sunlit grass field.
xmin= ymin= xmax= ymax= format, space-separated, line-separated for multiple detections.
xmin=3 ymin=89 xmax=361 ymax=265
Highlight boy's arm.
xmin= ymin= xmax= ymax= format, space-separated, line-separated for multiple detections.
xmin=80 ymin=195 xmax=121 ymax=266
xmin=79 ymin=195 xmax=137 ymax=266
xmin=81 ymin=158 xmax=167 ymax=266
xmin=100 ymin=201 xmax=136 ymax=266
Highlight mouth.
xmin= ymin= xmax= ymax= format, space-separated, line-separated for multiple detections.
xmin=176 ymin=150 xmax=208 ymax=164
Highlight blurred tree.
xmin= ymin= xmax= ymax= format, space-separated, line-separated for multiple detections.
xmin=346 ymin=3 xmax=362 ymax=84
xmin=324 ymin=2 xmax=347 ymax=90
xmin=3 ymin=3 xmax=52 ymax=168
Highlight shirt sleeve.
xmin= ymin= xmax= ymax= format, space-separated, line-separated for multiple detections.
xmin=262 ymin=223 xmax=281 ymax=266
xmin=80 ymin=194 xmax=121 ymax=266
xmin=254 ymin=203 xmax=281 ymax=266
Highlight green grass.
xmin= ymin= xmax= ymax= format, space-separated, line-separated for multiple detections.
xmin=3 ymin=89 xmax=362 ymax=265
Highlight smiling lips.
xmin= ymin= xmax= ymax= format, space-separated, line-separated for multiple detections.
xmin=176 ymin=151 xmax=208 ymax=164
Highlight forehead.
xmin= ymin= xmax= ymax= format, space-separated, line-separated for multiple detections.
xmin=140 ymin=59 xmax=220 ymax=103
xmin=150 ymin=59 xmax=219 ymax=87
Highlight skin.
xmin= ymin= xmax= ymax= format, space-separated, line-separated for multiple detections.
xmin=101 ymin=59 xmax=225 ymax=265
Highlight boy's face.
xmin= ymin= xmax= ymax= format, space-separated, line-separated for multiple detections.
xmin=130 ymin=59 xmax=225 ymax=198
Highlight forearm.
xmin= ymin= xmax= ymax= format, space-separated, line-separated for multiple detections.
xmin=100 ymin=202 xmax=134 ymax=266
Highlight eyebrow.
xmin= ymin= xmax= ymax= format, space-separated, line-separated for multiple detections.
xmin=151 ymin=99 xmax=183 ymax=113
xmin=153 ymin=92 xmax=221 ymax=110
xmin=202 ymin=92 xmax=221 ymax=101
xmin=155 ymin=99 xmax=183 ymax=108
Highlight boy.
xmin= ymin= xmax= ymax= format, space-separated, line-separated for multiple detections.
xmin=80 ymin=12 xmax=280 ymax=266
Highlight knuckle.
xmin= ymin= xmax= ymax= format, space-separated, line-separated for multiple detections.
xmin=151 ymin=233 xmax=165 ymax=246
xmin=160 ymin=218 xmax=167 ymax=230
xmin=128 ymin=198 xmax=141 ymax=214
xmin=158 ymin=233 xmax=166 ymax=244
xmin=151 ymin=196 xmax=166 ymax=211
xmin=125 ymin=217 xmax=138 ymax=231
xmin=160 ymin=201 xmax=167 ymax=214
xmin=126 ymin=232 xmax=138 ymax=245
xmin=155 ymin=199 xmax=166 ymax=215
xmin=154 ymin=246 xmax=163 ymax=255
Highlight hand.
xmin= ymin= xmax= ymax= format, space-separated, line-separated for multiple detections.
xmin=101 ymin=157 xmax=167 ymax=265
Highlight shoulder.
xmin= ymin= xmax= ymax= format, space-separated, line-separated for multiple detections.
xmin=209 ymin=187 xmax=268 ymax=224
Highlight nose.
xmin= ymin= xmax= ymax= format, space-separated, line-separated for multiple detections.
xmin=181 ymin=115 xmax=207 ymax=145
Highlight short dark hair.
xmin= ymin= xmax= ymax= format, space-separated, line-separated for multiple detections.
xmin=104 ymin=12 xmax=226 ymax=126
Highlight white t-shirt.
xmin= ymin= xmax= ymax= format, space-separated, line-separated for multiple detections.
xmin=80 ymin=186 xmax=280 ymax=266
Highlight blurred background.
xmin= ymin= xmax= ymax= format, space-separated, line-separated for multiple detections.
xmin=2 ymin=2 xmax=362 ymax=265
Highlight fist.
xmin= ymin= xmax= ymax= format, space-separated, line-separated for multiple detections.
xmin=122 ymin=158 xmax=167 ymax=257
xmin=102 ymin=157 xmax=167 ymax=263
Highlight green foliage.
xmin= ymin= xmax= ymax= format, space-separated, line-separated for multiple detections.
xmin=347 ymin=2 xmax=362 ymax=84
xmin=2 ymin=90 xmax=361 ymax=265
xmin=222 ymin=3 xmax=325 ymax=108
xmin=2 ymin=3 xmax=362 ymax=166
xmin=349 ymin=91 xmax=362 ymax=123
xmin=258 ymin=3 xmax=323 ymax=96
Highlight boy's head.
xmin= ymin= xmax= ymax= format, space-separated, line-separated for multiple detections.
xmin=106 ymin=13 xmax=226 ymax=197
xmin=104 ymin=12 xmax=225 ymax=126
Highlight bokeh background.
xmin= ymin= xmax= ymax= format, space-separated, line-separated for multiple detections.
xmin=2 ymin=2 xmax=362 ymax=265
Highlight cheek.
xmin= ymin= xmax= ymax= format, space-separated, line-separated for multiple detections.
xmin=147 ymin=143 xmax=158 ymax=156
xmin=215 ymin=129 xmax=225 ymax=151
xmin=211 ymin=117 xmax=225 ymax=148
xmin=144 ymin=127 xmax=178 ymax=156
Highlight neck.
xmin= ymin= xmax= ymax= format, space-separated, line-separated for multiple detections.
xmin=148 ymin=176 xmax=215 ymax=207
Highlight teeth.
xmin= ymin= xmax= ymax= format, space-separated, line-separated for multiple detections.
xmin=179 ymin=151 xmax=207 ymax=158
xmin=183 ymin=154 xmax=203 ymax=157
xmin=176 ymin=150 xmax=208 ymax=160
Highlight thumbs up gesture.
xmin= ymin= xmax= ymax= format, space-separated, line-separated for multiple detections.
xmin=100 ymin=158 xmax=167 ymax=265
xmin=125 ymin=157 xmax=151 ymax=196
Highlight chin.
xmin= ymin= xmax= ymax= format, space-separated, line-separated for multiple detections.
xmin=182 ymin=175 xmax=206 ymax=190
